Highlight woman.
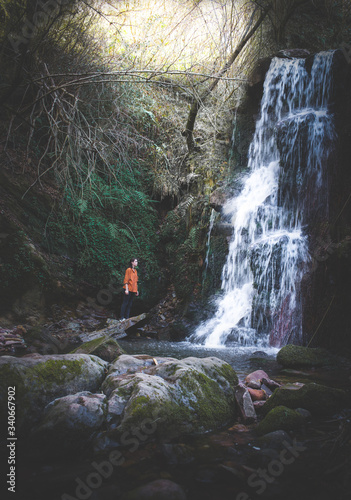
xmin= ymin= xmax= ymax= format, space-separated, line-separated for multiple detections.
xmin=120 ymin=258 xmax=139 ymax=320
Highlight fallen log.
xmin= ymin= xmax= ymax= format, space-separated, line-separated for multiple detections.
xmin=78 ymin=313 xmax=148 ymax=343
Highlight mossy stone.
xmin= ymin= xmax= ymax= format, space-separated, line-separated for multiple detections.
xmin=262 ymin=382 xmax=348 ymax=416
xmin=256 ymin=405 xmax=304 ymax=435
xmin=276 ymin=344 xmax=335 ymax=368
xmin=0 ymin=354 xmax=108 ymax=434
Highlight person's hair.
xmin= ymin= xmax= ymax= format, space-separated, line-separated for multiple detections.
xmin=129 ymin=258 xmax=138 ymax=268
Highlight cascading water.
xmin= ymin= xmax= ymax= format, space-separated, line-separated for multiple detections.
xmin=192 ymin=51 xmax=336 ymax=348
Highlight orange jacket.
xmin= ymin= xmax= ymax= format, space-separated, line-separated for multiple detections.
xmin=123 ymin=268 xmax=138 ymax=293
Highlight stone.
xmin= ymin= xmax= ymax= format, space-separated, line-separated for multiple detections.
xmin=0 ymin=354 xmax=108 ymax=433
xmin=97 ymin=355 xmax=238 ymax=448
xmin=245 ymin=370 xmax=269 ymax=389
xmin=31 ymin=391 xmax=107 ymax=453
xmin=247 ymin=387 xmax=266 ymax=401
xmin=121 ymin=479 xmax=186 ymax=500
xmin=235 ymin=383 xmax=257 ymax=423
xmin=256 ymin=430 xmax=293 ymax=449
xmin=262 ymin=382 xmax=348 ymax=416
xmin=210 ymin=187 xmax=227 ymax=212
xmin=276 ymin=49 xmax=311 ymax=59
xmin=276 ymin=344 xmax=336 ymax=368
xmin=253 ymin=401 xmax=266 ymax=412
xmin=255 ymin=406 xmax=305 ymax=435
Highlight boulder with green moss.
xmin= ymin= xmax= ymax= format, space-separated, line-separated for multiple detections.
xmin=276 ymin=345 xmax=336 ymax=368
xmin=96 ymin=354 xmax=238 ymax=449
xmin=71 ymin=335 xmax=124 ymax=362
xmin=0 ymin=353 xmax=108 ymax=433
xmin=256 ymin=405 xmax=305 ymax=435
xmin=262 ymin=382 xmax=348 ymax=416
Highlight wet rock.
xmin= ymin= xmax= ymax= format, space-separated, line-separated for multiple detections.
xmin=277 ymin=344 xmax=336 ymax=368
xmin=255 ymin=405 xmax=305 ymax=435
xmin=255 ymin=430 xmax=293 ymax=449
xmin=0 ymin=354 xmax=108 ymax=433
xmin=31 ymin=391 xmax=107 ymax=453
xmin=253 ymin=400 xmax=266 ymax=412
xmin=121 ymin=479 xmax=187 ymax=500
xmin=247 ymin=387 xmax=266 ymax=401
xmin=235 ymin=383 xmax=257 ymax=423
xmin=209 ymin=187 xmax=227 ymax=211
xmin=245 ymin=370 xmax=269 ymax=389
xmin=260 ymin=384 xmax=273 ymax=397
xmin=262 ymin=382 xmax=348 ymax=416
xmin=276 ymin=49 xmax=311 ymax=59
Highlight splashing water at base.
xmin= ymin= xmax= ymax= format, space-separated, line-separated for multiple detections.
xmin=192 ymin=51 xmax=336 ymax=348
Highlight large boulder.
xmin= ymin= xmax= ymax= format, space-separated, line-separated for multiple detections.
xmin=277 ymin=344 xmax=336 ymax=368
xmin=0 ymin=354 xmax=108 ymax=433
xmin=262 ymin=382 xmax=348 ymax=416
xmin=31 ymin=391 xmax=108 ymax=454
xmin=97 ymin=354 xmax=238 ymax=448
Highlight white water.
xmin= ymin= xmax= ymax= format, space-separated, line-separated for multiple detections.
xmin=193 ymin=52 xmax=336 ymax=348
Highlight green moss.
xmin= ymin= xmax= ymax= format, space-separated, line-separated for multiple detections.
xmin=262 ymin=383 xmax=348 ymax=416
xmin=256 ymin=406 xmax=304 ymax=436
xmin=216 ymin=363 xmax=239 ymax=385
xmin=71 ymin=337 xmax=107 ymax=353
xmin=277 ymin=345 xmax=335 ymax=368
xmin=25 ymin=358 xmax=84 ymax=389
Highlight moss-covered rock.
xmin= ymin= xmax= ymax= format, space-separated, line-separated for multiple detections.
xmin=256 ymin=405 xmax=305 ymax=435
xmin=262 ymin=383 xmax=348 ymax=416
xmin=30 ymin=391 xmax=108 ymax=455
xmin=0 ymin=354 xmax=108 ymax=433
xmin=71 ymin=336 xmax=124 ymax=362
xmin=276 ymin=344 xmax=337 ymax=368
xmin=97 ymin=355 xmax=238 ymax=449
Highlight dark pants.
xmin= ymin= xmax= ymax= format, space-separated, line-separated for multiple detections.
xmin=120 ymin=291 xmax=136 ymax=319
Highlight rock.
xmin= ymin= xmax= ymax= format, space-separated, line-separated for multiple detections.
xmin=255 ymin=406 xmax=305 ymax=435
xmin=262 ymin=382 xmax=348 ymax=416
xmin=245 ymin=370 xmax=269 ymax=389
xmin=209 ymin=187 xmax=227 ymax=211
xmin=235 ymin=383 xmax=257 ymax=423
xmin=31 ymin=391 xmax=107 ymax=453
xmin=276 ymin=344 xmax=336 ymax=368
xmin=97 ymin=355 xmax=238 ymax=448
xmin=261 ymin=377 xmax=281 ymax=390
xmin=253 ymin=401 xmax=266 ymax=412
xmin=121 ymin=479 xmax=186 ymax=500
xmin=0 ymin=354 xmax=108 ymax=433
xmin=276 ymin=49 xmax=311 ymax=59
xmin=247 ymin=387 xmax=266 ymax=401
xmin=295 ymin=408 xmax=312 ymax=420
xmin=71 ymin=335 xmax=124 ymax=362
xmin=256 ymin=430 xmax=293 ymax=449
xmin=260 ymin=384 xmax=273 ymax=398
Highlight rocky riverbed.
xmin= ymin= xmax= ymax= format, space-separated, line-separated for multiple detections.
xmin=0 ymin=341 xmax=350 ymax=500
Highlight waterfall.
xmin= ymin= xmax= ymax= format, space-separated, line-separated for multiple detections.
xmin=193 ymin=51 xmax=336 ymax=348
